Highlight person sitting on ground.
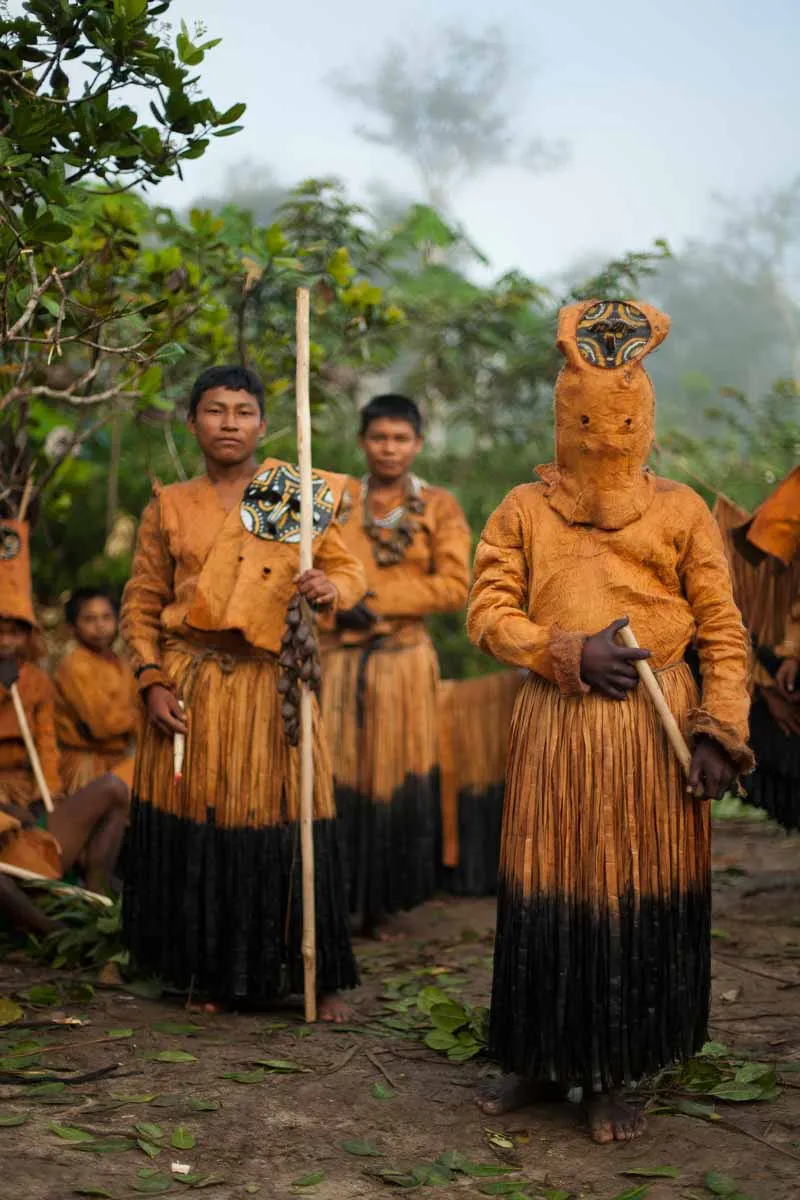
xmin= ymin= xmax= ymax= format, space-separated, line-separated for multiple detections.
xmin=54 ymin=587 xmax=138 ymax=797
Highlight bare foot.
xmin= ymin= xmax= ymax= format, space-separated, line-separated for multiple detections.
xmin=476 ymin=1075 xmax=563 ymax=1116
xmin=585 ymin=1092 xmax=647 ymax=1143
xmin=318 ymin=992 xmax=353 ymax=1023
xmin=185 ymin=999 xmax=222 ymax=1014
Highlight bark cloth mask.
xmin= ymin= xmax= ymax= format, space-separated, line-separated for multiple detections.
xmin=537 ymin=299 xmax=670 ymax=531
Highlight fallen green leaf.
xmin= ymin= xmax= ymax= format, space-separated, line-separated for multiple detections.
xmin=150 ymin=1051 xmax=197 ymax=1064
xmin=251 ymin=1058 xmax=308 ymax=1073
xmin=0 ymin=998 xmax=23 ymax=1026
xmin=138 ymin=1140 xmax=162 ymax=1160
xmin=170 ymin=1127 xmax=195 ymax=1150
xmin=73 ymin=1188 xmax=114 ymax=1198
xmin=371 ymin=1081 xmax=395 ymax=1099
xmin=485 ymin=1130 xmax=515 ymax=1151
xmin=25 ymin=984 xmax=60 ymax=1007
xmin=243 ymin=1186 xmax=259 ymax=1195
xmin=135 ymin=1124 xmax=164 ymax=1142
xmin=704 ymin=1173 xmax=739 ymax=1197
xmin=111 ymin=1094 xmax=156 ymax=1104
xmin=340 ymin=1139 xmax=383 ymax=1157
xmin=73 ymin=1138 xmax=137 ymax=1155
xmin=477 ymin=1183 xmax=524 ymax=1197
xmin=0 ymin=1112 xmax=28 ymax=1126
xmin=292 ymin=1171 xmax=325 ymax=1187
xmin=221 ymin=1070 xmax=265 ymax=1084
xmin=187 ymin=1098 xmax=219 ymax=1112
xmin=105 ymin=1029 xmax=134 ymax=1040
xmin=132 ymin=1174 xmax=174 ymax=1194
xmin=49 ymin=1123 xmax=96 ymax=1143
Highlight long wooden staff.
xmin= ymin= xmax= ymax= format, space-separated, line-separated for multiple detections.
xmin=0 ymin=659 xmax=55 ymax=814
xmin=0 ymin=861 xmax=112 ymax=907
xmin=296 ymin=286 xmax=317 ymax=1023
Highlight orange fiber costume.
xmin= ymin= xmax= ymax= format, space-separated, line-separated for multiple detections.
xmin=120 ymin=459 xmax=366 ymax=1004
xmin=468 ymin=301 xmax=753 ymax=1088
xmin=54 ymin=645 xmax=138 ymax=794
xmin=320 ymin=477 xmax=470 ymax=922
xmin=0 ymin=518 xmax=62 ymax=808
xmin=715 ymin=484 xmax=800 ymax=832
xmin=437 ymin=670 xmax=523 ymax=896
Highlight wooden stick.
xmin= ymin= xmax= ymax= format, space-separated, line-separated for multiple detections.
xmin=173 ymin=701 xmax=185 ymax=784
xmin=10 ymin=682 xmax=54 ymax=813
xmin=617 ymin=623 xmax=693 ymax=776
xmin=17 ymin=471 xmax=34 ymax=522
xmin=296 ymin=286 xmax=317 ymax=1024
xmin=0 ymin=861 xmax=112 ymax=907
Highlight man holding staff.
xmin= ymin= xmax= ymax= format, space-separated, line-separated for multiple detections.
xmin=120 ymin=362 xmax=365 ymax=1016
xmin=467 ymin=301 xmax=752 ymax=1142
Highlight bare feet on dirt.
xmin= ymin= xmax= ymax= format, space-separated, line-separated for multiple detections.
xmin=318 ymin=992 xmax=352 ymax=1023
xmin=585 ymin=1092 xmax=647 ymax=1143
xmin=185 ymin=999 xmax=222 ymax=1014
xmin=476 ymin=1075 xmax=563 ymax=1115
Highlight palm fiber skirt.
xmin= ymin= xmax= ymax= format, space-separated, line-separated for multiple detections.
xmin=123 ymin=634 xmax=357 ymax=1005
xmin=321 ymin=633 xmax=439 ymax=923
xmin=492 ymin=662 xmax=710 ymax=1089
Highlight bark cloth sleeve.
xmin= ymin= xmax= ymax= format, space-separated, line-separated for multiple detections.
xmin=120 ymin=496 xmax=175 ymax=694
xmin=24 ymin=668 xmax=63 ymax=798
xmin=467 ymin=490 xmax=589 ymax=697
xmin=312 ymin=518 xmax=368 ymax=613
xmin=776 ymin=595 xmax=800 ymax=660
xmin=369 ymin=490 xmax=472 ymax=619
xmin=679 ymin=495 xmax=755 ymax=773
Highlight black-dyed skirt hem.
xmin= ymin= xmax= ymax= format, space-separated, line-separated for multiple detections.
xmin=441 ymin=784 xmax=503 ymax=898
xmin=744 ymin=694 xmax=800 ymax=832
xmin=122 ymin=798 xmax=358 ymax=1004
xmin=336 ymin=770 xmax=439 ymax=922
xmin=490 ymin=881 xmax=710 ymax=1089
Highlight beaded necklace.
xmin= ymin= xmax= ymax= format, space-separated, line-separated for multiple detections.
xmin=361 ymin=473 xmax=426 ymax=566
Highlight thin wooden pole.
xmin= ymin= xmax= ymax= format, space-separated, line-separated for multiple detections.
xmin=0 ymin=861 xmax=112 ymax=907
xmin=10 ymin=683 xmax=54 ymax=813
xmin=617 ymin=623 xmax=693 ymax=777
xmin=296 ymin=286 xmax=317 ymax=1023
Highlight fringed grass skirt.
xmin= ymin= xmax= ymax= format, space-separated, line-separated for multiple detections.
xmin=123 ymin=635 xmax=357 ymax=1004
xmin=439 ymin=671 xmax=523 ymax=896
xmin=321 ymin=634 xmax=439 ymax=921
xmin=492 ymin=663 xmax=710 ymax=1089
xmin=744 ymin=694 xmax=800 ymax=831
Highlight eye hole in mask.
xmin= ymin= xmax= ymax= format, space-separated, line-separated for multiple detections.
xmin=581 ymin=415 xmax=590 ymax=426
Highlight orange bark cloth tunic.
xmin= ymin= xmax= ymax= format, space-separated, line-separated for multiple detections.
xmin=468 ymin=300 xmax=752 ymax=1089
xmin=0 ymin=663 xmax=62 ymax=808
xmin=0 ymin=809 xmax=61 ymax=880
xmin=320 ymin=476 xmax=471 ymax=919
xmin=54 ymin=646 xmax=139 ymax=794
xmin=119 ymin=459 xmax=366 ymax=1003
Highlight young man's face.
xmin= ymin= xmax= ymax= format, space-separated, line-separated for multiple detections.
xmin=360 ymin=417 xmax=423 ymax=484
xmin=73 ymin=596 xmax=117 ymax=654
xmin=188 ymin=387 xmax=266 ymax=467
xmin=0 ymin=618 xmax=29 ymax=661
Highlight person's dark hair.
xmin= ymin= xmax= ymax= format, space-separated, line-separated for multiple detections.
xmin=359 ymin=393 xmax=423 ymax=437
xmin=189 ymin=365 xmax=265 ymax=418
xmin=65 ymin=587 xmax=119 ymax=627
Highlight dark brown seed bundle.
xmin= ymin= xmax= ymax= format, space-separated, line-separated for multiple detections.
xmin=277 ymin=591 xmax=322 ymax=746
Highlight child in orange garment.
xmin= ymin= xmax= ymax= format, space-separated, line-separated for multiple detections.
xmin=54 ymin=588 xmax=138 ymax=795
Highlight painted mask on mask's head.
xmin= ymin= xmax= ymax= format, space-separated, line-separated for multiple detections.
xmin=240 ymin=463 xmax=335 ymax=543
xmin=538 ymin=299 xmax=670 ymax=530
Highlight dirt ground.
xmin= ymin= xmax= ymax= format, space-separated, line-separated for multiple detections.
xmin=2 ymin=819 xmax=800 ymax=1200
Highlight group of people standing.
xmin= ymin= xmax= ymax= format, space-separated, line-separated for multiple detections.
xmin=1 ymin=297 xmax=799 ymax=1144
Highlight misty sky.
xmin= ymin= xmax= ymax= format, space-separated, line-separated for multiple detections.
xmin=153 ymin=0 xmax=799 ymax=279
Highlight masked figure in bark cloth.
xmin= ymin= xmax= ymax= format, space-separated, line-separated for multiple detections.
xmin=715 ymin=474 xmax=800 ymax=832
xmin=120 ymin=366 xmax=366 ymax=1017
xmin=320 ymin=395 xmax=471 ymax=934
xmin=467 ymin=301 xmax=753 ymax=1142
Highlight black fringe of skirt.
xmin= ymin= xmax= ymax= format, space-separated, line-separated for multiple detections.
xmin=122 ymin=799 xmax=359 ymax=1004
xmin=744 ymin=694 xmax=800 ymax=832
xmin=489 ymin=881 xmax=711 ymax=1089
xmin=441 ymin=785 xmax=504 ymax=897
xmin=336 ymin=770 xmax=439 ymax=923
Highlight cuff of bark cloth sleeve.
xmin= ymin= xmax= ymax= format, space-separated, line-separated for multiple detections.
xmin=135 ymin=664 xmax=170 ymax=693
xmin=687 ymin=708 xmax=756 ymax=775
xmin=549 ymin=627 xmax=590 ymax=697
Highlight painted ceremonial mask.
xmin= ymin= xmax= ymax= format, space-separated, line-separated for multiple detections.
xmin=240 ymin=462 xmax=336 ymax=544
xmin=538 ymin=298 xmax=670 ymax=530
